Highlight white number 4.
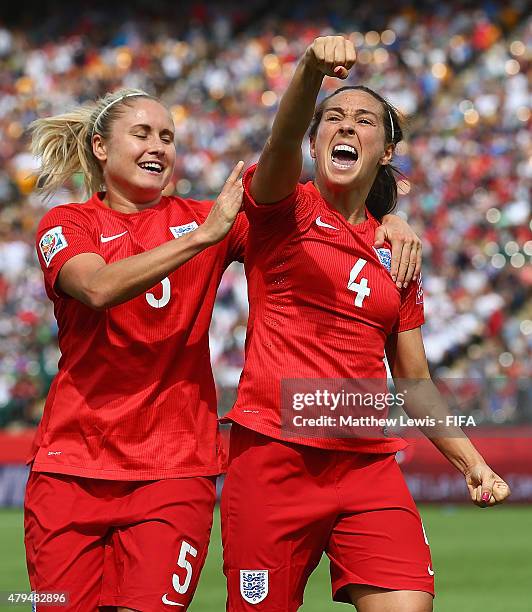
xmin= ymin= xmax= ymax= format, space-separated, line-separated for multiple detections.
xmin=347 ymin=258 xmax=371 ymax=307
xmin=172 ymin=540 xmax=198 ymax=594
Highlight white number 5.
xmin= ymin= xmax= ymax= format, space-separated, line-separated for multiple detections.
xmin=172 ymin=540 xmax=198 ymax=594
xmin=347 ymin=258 xmax=371 ymax=307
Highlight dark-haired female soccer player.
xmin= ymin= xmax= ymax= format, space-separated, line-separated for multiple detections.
xmin=222 ymin=36 xmax=510 ymax=612
xmin=27 ymin=86 xmax=418 ymax=612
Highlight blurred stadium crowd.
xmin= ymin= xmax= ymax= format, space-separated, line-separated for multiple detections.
xmin=0 ymin=0 xmax=530 ymax=429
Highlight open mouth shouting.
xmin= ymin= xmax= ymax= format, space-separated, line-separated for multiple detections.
xmin=138 ymin=161 xmax=164 ymax=174
xmin=331 ymin=144 xmax=358 ymax=169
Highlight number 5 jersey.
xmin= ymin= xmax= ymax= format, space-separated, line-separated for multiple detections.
xmin=33 ymin=192 xmax=248 ymax=480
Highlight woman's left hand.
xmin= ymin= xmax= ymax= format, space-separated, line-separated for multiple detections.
xmin=375 ymin=214 xmax=422 ymax=288
xmin=464 ymin=463 xmax=511 ymax=507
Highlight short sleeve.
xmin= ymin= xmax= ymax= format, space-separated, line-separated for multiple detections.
xmin=242 ymin=164 xmax=311 ymax=227
xmin=225 ymin=211 xmax=249 ymax=264
xmin=36 ymin=205 xmax=101 ymax=296
xmin=393 ymin=274 xmax=425 ymax=333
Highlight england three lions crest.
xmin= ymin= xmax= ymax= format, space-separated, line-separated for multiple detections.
xmin=170 ymin=222 xmax=199 ymax=238
xmin=240 ymin=570 xmax=268 ymax=604
xmin=373 ymin=247 xmax=392 ymax=272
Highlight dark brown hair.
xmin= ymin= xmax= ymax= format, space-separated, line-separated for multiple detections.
xmin=309 ymin=85 xmax=406 ymax=219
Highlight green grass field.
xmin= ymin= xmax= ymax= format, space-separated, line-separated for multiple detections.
xmin=1 ymin=505 xmax=530 ymax=611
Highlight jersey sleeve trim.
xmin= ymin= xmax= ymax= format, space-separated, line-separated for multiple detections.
xmin=395 ymin=316 xmax=424 ymax=333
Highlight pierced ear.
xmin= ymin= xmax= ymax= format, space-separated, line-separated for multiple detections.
xmin=380 ymin=143 xmax=394 ymax=166
xmin=92 ymin=134 xmax=107 ymax=162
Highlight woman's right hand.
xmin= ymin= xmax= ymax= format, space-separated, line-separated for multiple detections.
xmin=303 ymin=36 xmax=356 ymax=80
xmin=199 ymin=161 xmax=244 ymax=245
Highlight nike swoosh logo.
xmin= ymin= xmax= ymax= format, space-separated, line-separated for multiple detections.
xmin=428 ymin=565 xmax=435 ymax=576
xmin=100 ymin=231 xmax=128 ymax=243
xmin=161 ymin=594 xmax=184 ymax=607
xmin=315 ymin=216 xmax=339 ymax=230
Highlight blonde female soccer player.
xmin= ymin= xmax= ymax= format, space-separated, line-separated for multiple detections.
xmin=27 ymin=89 xmax=246 ymax=612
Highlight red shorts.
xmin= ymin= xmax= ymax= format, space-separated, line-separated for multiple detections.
xmin=24 ymin=471 xmax=216 ymax=611
xmin=221 ymin=425 xmax=434 ymax=612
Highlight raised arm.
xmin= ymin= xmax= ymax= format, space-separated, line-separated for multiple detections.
xmin=386 ymin=328 xmax=511 ymax=507
xmin=250 ymin=36 xmax=356 ymax=204
xmin=59 ymin=162 xmax=244 ymax=310
xmin=251 ymin=37 xmax=421 ymax=286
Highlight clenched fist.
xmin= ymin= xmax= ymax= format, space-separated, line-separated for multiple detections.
xmin=464 ymin=463 xmax=511 ymax=508
xmin=304 ymin=35 xmax=356 ymax=79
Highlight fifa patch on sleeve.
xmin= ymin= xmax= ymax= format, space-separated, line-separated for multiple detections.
xmin=240 ymin=570 xmax=268 ymax=604
xmin=373 ymin=247 xmax=392 ymax=272
xmin=170 ymin=222 xmax=199 ymax=239
xmin=39 ymin=226 xmax=68 ymax=267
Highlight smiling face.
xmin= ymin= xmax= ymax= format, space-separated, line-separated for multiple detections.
xmin=92 ymin=98 xmax=176 ymax=204
xmin=310 ymin=89 xmax=394 ymax=192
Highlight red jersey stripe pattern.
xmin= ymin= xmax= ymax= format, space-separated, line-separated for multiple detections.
xmin=34 ymin=193 xmax=248 ymax=480
xmin=225 ymin=165 xmax=424 ymax=453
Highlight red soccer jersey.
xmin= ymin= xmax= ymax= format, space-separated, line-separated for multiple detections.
xmin=224 ymin=165 xmax=424 ymax=453
xmin=33 ymin=192 xmax=248 ymax=480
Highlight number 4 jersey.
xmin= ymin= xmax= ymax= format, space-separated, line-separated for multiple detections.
xmin=224 ymin=165 xmax=424 ymax=453
xmin=33 ymin=192 xmax=248 ymax=480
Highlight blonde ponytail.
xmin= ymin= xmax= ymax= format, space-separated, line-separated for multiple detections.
xmin=30 ymin=88 xmax=154 ymax=197
xmin=31 ymin=105 xmax=100 ymax=197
